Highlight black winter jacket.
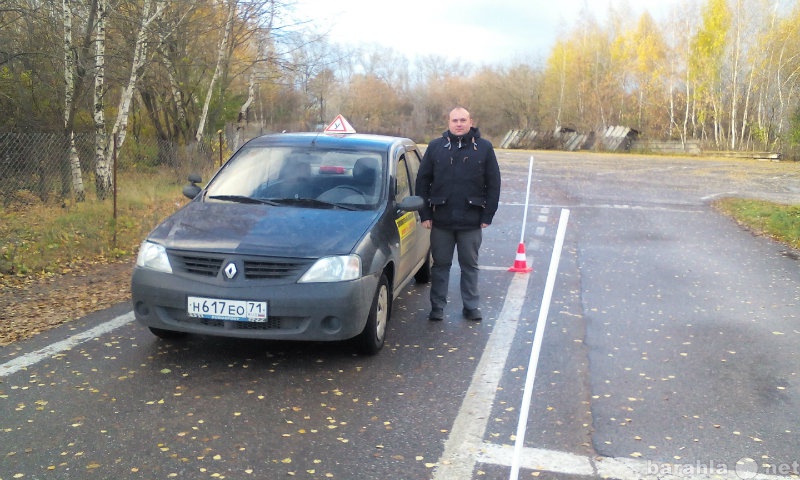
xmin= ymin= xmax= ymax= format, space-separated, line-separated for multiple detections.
xmin=415 ymin=127 xmax=501 ymax=230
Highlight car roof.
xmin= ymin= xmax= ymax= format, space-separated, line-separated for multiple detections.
xmin=242 ymin=132 xmax=416 ymax=151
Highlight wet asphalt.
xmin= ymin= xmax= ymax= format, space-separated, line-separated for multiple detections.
xmin=1 ymin=150 xmax=799 ymax=479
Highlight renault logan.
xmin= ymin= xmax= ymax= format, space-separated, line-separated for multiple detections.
xmin=131 ymin=132 xmax=431 ymax=354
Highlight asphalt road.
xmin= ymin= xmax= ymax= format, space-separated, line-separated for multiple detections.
xmin=2 ymin=150 xmax=799 ymax=480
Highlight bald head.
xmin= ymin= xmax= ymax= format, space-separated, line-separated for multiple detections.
xmin=448 ymin=107 xmax=472 ymax=137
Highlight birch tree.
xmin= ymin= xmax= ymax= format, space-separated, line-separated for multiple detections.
xmin=62 ymin=0 xmax=85 ymax=202
xmin=106 ymin=0 xmax=166 ymax=155
xmin=233 ymin=72 xmax=256 ymax=149
xmin=689 ymin=0 xmax=730 ymax=146
xmin=195 ymin=0 xmax=237 ymax=142
xmin=729 ymin=0 xmax=743 ymax=149
xmin=93 ymin=0 xmax=111 ymax=200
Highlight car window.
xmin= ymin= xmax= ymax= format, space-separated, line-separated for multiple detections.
xmin=205 ymin=146 xmax=385 ymax=208
xmin=205 ymin=146 xmax=287 ymax=197
xmin=405 ymin=148 xmax=422 ymax=194
xmin=395 ymin=155 xmax=411 ymax=203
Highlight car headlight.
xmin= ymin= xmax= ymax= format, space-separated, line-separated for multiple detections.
xmin=298 ymin=255 xmax=361 ymax=283
xmin=136 ymin=241 xmax=173 ymax=273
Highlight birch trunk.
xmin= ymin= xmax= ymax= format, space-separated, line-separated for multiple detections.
xmin=106 ymin=0 xmax=165 ymax=155
xmin=63 ymin=0 xmax=85 ymax=202
xmin=93 ymin=0 xmax=111 ymax=200
xmin=729 ymin=0 xmax=741 ymax=150
xmin=195 ymin=0 xmax=236 ymax=143
xmin=161 ymin=53 xmax=188 ymax=132
xmin=233 ymin=72 xmax=256 ymax=150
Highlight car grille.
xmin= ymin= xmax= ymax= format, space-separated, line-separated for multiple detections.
xmin=244 ymin=259 xmax=310 ymax=279
xmin=173 ymin=254 xmax=223 ymax=277
xmin=169 ymin=253 xmax=312 ymax=280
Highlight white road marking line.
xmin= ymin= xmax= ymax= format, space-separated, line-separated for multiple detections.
xmin=481 ymin=265 xmax=517 ymax=271
xmin=432 ymin=255 xmax=532 ymax=479
xmin=479 ymin=443 xmax=789 ymax=480
xmin=510 ymin=208 xmax=570 ymax=479
xmin=0 ymin=311 xmax=134 ymax=377
xmin=432 ymin=210 xmax=569 ymax=479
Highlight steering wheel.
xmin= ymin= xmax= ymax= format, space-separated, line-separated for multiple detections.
xmin=318 ymin=185 xmax=366 ymax=203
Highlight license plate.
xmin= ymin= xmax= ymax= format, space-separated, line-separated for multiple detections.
xmin=187 ymin=296 xmax=267 ymax=322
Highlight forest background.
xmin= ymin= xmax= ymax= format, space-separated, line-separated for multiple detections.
xmin=3 ymin=0 xmax=800 ymax=201
xmin=1 ymin=0 xmax=800 ymax=343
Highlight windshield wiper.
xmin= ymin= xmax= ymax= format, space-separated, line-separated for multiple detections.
xmin=267 ymin=197 xmax=359 ymax=211
xmin=207 ymin=195 xmax=279 ymax=205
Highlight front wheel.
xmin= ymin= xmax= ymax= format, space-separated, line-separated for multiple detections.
xmin=356 ymin=273 xmax=390 ymax=355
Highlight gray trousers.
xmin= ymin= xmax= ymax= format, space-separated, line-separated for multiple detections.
xmin=429 ymin=227 xmax=482 ymax=310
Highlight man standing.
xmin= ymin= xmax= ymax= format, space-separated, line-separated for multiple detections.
xmin=415 ymin=107 xmax=502 ymax=321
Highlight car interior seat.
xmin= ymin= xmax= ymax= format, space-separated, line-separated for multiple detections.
xmin=352 ymin=157 xmax=379 ymax=199
xmin=274 ymin=159 xmax=313 ymax=199
xmin=316 ymin=156 xmax=380 ymax=205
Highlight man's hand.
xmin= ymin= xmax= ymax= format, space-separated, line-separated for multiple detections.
xmin=422 ymin=220 xmax=432 ymax=229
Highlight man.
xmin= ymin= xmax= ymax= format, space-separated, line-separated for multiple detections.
xmin=415 ymin=107 xmax=502 ymax=321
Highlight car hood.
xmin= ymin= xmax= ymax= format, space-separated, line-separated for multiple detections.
xmin=147 ymin=201 xmax=381 ymax=258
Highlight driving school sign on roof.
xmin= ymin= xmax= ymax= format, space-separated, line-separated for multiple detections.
xmin=324 ymin=114 xmax=356 ymax=134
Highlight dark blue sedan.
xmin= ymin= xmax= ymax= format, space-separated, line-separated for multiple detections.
xmin=131 ymin=132 xmax=431 ymax=354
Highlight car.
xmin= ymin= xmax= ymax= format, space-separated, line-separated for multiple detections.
xmin=131 ymin=129 xmax=432 ymax=354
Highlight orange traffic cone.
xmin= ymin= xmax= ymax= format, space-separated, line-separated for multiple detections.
xmin=508 ymin=242 xmax=533 ymax=273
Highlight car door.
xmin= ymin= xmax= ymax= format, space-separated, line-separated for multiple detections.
xmin=392 ymin=147 xmax=427 ymax=285
xmin=403 ymin=146 xmax=430 ymax=270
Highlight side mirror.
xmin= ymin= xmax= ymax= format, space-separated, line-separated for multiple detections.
xmin=397 ymin=195 xmax=424 ymax=212
xmin=182 ymin=174 xmax=203 ymax=199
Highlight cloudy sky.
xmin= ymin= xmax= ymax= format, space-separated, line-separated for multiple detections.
xmin=292 ymin=0 xmax=686 ymax=65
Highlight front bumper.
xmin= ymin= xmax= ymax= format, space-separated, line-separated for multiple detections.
xmin=131 ymin=267 xmax=377 ymax=341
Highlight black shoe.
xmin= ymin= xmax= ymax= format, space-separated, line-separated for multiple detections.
xmin=428 ymin=308 xmax=444 ymax=321
xmin=462 ymin=308 xmax=482 ymax=321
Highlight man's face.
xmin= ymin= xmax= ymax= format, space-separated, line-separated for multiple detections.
xmin=448 ymin=109 xmax=472 ymax=136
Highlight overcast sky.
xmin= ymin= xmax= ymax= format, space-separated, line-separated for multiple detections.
xmin=291 ymin=0 xmax=685 ymax=66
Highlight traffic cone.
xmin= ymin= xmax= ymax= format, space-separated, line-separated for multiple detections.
xmin=508 ymin=242 xmax=533 ymax=273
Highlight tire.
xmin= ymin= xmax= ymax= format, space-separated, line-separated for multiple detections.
xmin=414 ymin=249 xmax=432 ymax=284
xmin=356 ymin=273 xmax=390 ymax=355
xmin=149 ymin=327 xmax=187 ymax=340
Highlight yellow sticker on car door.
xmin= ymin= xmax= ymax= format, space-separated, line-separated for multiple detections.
xmin=395 ymin=212 xmax=416 ymax=255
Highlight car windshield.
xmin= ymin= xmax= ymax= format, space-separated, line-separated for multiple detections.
xmin=204 ymin=146 xmax=385 ymax=209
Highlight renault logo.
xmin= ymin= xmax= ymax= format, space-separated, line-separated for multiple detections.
xmin=224 ymin=262 xmax=237 ymax=279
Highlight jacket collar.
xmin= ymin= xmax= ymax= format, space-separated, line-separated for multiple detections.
xmin=443 ymin=127 xmax=480 ymax=150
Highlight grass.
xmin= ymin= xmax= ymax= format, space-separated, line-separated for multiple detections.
xmin=0 ymin=167 xmax=211 ymax=277
xmin=713 ymin=198 xmax=800 ymax=249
